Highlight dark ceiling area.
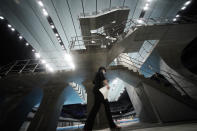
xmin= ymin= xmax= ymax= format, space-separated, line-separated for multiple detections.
xmin=0 ymin=20 xmax=34 ymax=67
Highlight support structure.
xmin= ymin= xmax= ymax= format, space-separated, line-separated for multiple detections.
xmin=27 ymin=82 xmax=67 ymax=131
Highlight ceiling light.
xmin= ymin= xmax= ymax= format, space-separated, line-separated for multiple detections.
xmin=25 ymin=43 xmax=29 ymax=46
xmin=19 ymin=36 xmax=23 ymax=40
xmin=112 ymin=21 xmax=116 ymax=23
xmin=0 ymin=16 xmax=4 ymax=20
xmin=35 ymin=53 xmax=40 ymax=58
xmin=58 ymin=40 xmax=61 ymax=43
xmin=90 ymin=30 xmax=97 ymax=34
xmin=41 ymin=59 xmax=46 ymax=64
xmin=184 ymin=0 xmax=191 ymax=6
xmin=143 ymin=6 xmax=149 ymax=10
xmin=173 ymin=18 xmax=177 ymax=21
xmin=32 ymin=49 xmax=35 ymax=52
xmin=51 ymin=25 xmax=55 ymax=29
xmin=45 ymin=64 xmax=50 ymax=68
xmin=55 ymin=33 xmax=59 ymax=36
xmin=91 ymin=40 xmax=96 ymax=43
xmin=64 ymin=53 xmax=72 ymax=62
xmin=37 ymin=1 xmax=44 ymax=7
xmin=48 ymin=67 xmax=54 ymax=72
xmin=69 ymin=63 xmax=75 ymax=69
xmin=181 ymin=6 xmax=186 ymax=10
xmin=145 ymin=3 xmax=149 ymax=7
xmin=42 ymin=9 xmax=48 ymax=16
xmin=176 ymin=14 xmax=180 ymax=17
xmin=106 ymin=36 xmax=109 ymax=39
xmin=137 ymin=19 xmax=144 ymax=24
xmin=11 ymin=28 xmax=15 ymax=31
xmin=8 ymin=24 xmax=12 ymax=28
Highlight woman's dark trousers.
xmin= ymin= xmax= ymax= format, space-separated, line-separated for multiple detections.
xmin=84 ymin=90 xmax=116 ymax=130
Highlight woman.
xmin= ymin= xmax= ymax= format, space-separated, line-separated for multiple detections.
xmin=83 ymin=67 xmax=121 ymax=131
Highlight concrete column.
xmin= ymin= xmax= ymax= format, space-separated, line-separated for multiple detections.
xmin=83 ymin=80 xmax=109 ymax=129
xmin=27 ymin=82 xmax=67 ymax=131
xmin=125 ymin=82 xmax=159 ymax=123
xmin=0 ymin=87 xmax=42 ymax=131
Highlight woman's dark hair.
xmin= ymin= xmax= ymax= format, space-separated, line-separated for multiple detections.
xmin=98 ymin=66 xmax=106 ymax=73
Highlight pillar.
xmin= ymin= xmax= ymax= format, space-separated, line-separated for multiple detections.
xmin=27 ymin=82 xmax=67 ymax=131
xmin=125 ymin=82 xmax=160 ymax=123
xmin=0 ymin=87 xmax=42 ymax=131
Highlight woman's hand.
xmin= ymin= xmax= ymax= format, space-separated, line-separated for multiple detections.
xmin=103 ymin=80 xmax=110 ymax=90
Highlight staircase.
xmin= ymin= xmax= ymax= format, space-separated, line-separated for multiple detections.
xmin=108 ymin=65 xmax=197 ymax=111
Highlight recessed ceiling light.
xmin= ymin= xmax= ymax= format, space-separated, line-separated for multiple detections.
xmin=55 ymin=33 xmax=59 ymax=36
xmin=45 ymin=64 xmax=50 ymax=68
xmin=64 ymin=53 xmax=72 ymax=62
xmin=8 ymin=24 xmax=12 ymax=28
xmin=184 ymin=0 xmax=191 ymax=6
xmin=181 ymin=6 xmax=186 ymax=10
xmin=48 ymin=67 xmax=54 ymax=72
xmin=0 ymin=16 xmax=4 ymax=20
xmin=90 ymin=30 xmax=97 ymax=34
xmin=91 ymin=40 xmax=96 ymax=43
xmin=11 ymin=28 xmax=15 ymax=31
xmin=35 ymin=53 xmax=40 ymax=58
xmin=41 ymin=59 xmax=46 ymax=64
xmin=106 ymin=36 xmax=110 ymax=39
xmin=112 ymin=21 xmax=116 ymax=23
xmin=145 ymin=3 xmax=149 ymax=7
xmin=19 ymin=36 xmax=23 ymax=40
xmin=176 ymin=14 xmax=180 ymax=17
xmin=137 ymin=19 xmax=144 ymax=24
xmin=51 ymin=25 xmax=55 ymax=29
xmin=42 ymin=9 xmax=48 ymax=16
xmin=32 ymin=49 xmax=35 ymax=52
xmin=143 ymin=6 xmax=149 ymax=10
xmin=37 ymin=1 xmax=44 ymax=7
xmin=173 ymin=18 xmax=177 ymax=21
xmin=69 ymin=63 xmax=75 ymax=70
xmin=26 ymin=43 xmax=29 ymax=46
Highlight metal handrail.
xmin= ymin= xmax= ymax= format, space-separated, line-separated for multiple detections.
xmin=0 ymin=59 xmax=71 ymax=76
xmin=117 ymin=54 xmax=197 ymax=82
xmin=70 ymin=16 xmax=194 ymax=50
xmin=114 ymin=55 xmax=196 ymax=98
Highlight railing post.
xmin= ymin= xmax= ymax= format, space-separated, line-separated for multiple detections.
xmin=5 ymin=61 xmax=18 ymax=75
xmin=19 ymin=60 xmax=30 ymax=74
xmin=32 ymin=63 xmax=39 ymax=73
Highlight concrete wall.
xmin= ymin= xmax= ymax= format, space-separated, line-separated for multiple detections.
xmin=125 ymin=83 xmax=159 ymax=123
xmin=140 ymin=50 xmax=197 ymax=99
xmin=143 ymin=82 xmax=197 ymax=122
